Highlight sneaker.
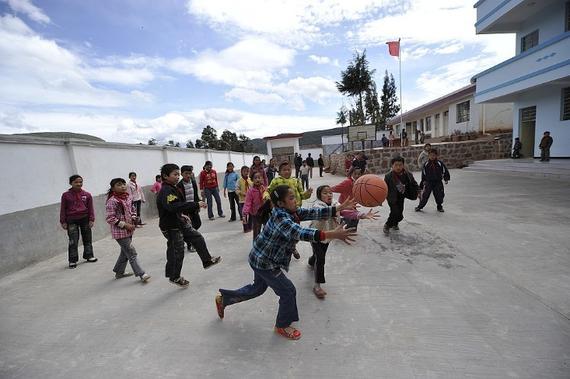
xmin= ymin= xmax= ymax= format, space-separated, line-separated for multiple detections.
xmin=215 ymin=293 xmax=225 ymax=319
xmin=203 ymin=256 xmax=222 ymax=269
xmin=209 ymin=217 xmax=215 ymax=221
xmin=169 ymin=277 xmax=190 ymax=287
xmin=69 ymin=262 xmax=77 ymax=269
xmin=393 ymin=225 xmax=399 ymax=231
xmin=228 ymin=218 xmax=236 ymax=222
xmin=140 ymin=273 xmax=151 ymax=282
xmin=437 ymin=206 xmax=445 ymax=213
xmin=115 ymin=272 xmax=134 ymax=279
xmin=414 ymin=206 xmax=422 ymax=212
xmin=85 ymin=257 xmax=98 ymax=263
xmin=218 ymin=214 xmax=226 ymax=218
xmin=383 ymin=224 xmax=390 ymax=235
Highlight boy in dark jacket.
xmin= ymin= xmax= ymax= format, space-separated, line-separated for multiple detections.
xmin=157 ymin=163 xmax=221 ymax=287
xmin=415 ymin=149 xmax=450 ymax=213
xmin=177 ymin=165 xmax=202 ymax=252
xmin=383 ymin=157 xmax=419 ymax=234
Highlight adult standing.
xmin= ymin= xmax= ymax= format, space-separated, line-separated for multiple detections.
xmin=306 ymin=153 xmax=315 ymax=178
xmin=539 ymin=131 xmax=553 ymax=162
xmin=250 ymin=155 xmax=268 ymax=186
xmin=381 ymin=134 xmax=389 ymax=147
xmin=317 ymin=154 xmax=325 ymax=177
xmin=294 ymin=153 xmax=303 ymax=178
xmin=266 ymin=158 xmax=277 ymax=184
xmin=388 ymin=130 xmax=395 ymax=147
xmin=401 ymin=129 xmax=408 ymax=147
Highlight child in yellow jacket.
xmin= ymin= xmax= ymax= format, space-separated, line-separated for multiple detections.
xmin=264 ymin=162 xmax=312 ymax=206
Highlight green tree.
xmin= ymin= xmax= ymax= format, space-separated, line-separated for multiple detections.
xmin=220 ymin=130 xmax=239 ymax=151
xmin=238 ymin=134 xmax=251 ymax=152
xmin=147 ymin=138 xmax=157 ymax=145
xmin=186 ymin=140 xmax=194 ymax=148
xmin=201 ymin=125 xmax=218 ymax=149
xmin=195 ymin=139 xmax=205 ymax=149
xmin=336 ymin=50 xmax=375 ymax=125
xmin=336 ymin=107 xmax=347 ymax=151
xmin=379 ymin=70 xmax=400 ymax=130
xmin=365 ymin=81 xmax=381 ymax=128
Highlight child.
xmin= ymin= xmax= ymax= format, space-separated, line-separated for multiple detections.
xmin=331 ymin=168 xmax=362 ymax=229
xmin=415 ymin=149 xmax=450 ymax=213
xmin=512 ymin=138 xmax=522 ymax=158
xmin=223 ymin=162 xmax=240 ymax=222
xmin=309 ymin=185 xmax=378 ymax=299
xmin=250 ymin=156 xmax=268 ymax=186
xmin=417 ymin=143 xmax=431 ymax=168
xmin=215 ymin=185 xmax=358 ymax=340
xmin=177 ymin=165 xmax=202 ymax=252
xmin=127 ymin=172 xmax=146 ymax=226
xmin=150 ymin=175 xmax=162 ymax=194
xmin=299 ymin=161 xmax=310 ymax=191
xmin=383 ymin=157 xmax=419 ymax=234
xmin=157 ymin=164 xmax=222 ymax=287
xmin=539 ymin=131 xmax=553 ymax=162
xmin=60 ymin=175 xmax=97 ymax=268
xmin=105 ymin=178 xmax=150 ymax=282
xmin=236 ymin=166 xmax=253 ymax=232
xmin=266 ymin=158 xmax=277 ymax=184
xmin=242 ymin=172 xmax=266 ymax=239
xmin=199 ymin=161 xmax=225 ymax=220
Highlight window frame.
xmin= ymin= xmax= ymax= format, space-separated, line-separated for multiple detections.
xmin=562 ymin=87 xmax=570 ymax=121
xmin=456 ymin=101 xmax=470 ymax=123
xmin=566 ymin=2 xmax=570 ymax=32
xmin=521 ymin=29 xmax=539 ymax=53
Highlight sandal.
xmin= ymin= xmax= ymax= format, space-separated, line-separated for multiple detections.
xmin=204 ymin=256 xmax=222 ymax=269
xmin=215 ymin=294 xmax=225 ymax=319
xmin=313 ymin=287 xmax=326 ymax=299
xmin=274 ymin=326 xmax=302 ymax=340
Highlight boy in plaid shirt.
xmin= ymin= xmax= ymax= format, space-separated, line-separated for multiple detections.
xmin=215 ymin=185 xmax=357 ymax=340
xmin=105 ymin=178 xmax=150 ymax=282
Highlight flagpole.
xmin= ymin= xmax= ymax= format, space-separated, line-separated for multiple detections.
xmin=398 ymin=38 xmax=403 ymax=137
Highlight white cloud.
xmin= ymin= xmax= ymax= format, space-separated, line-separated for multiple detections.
xmin=225 ymin=88 xmax=285 ymax=105
xmin=83 ymin=67 xmax=155 ymax=86
xmin=309 ymin=55 xmax=331 ymax=64
xmin=3 ymin=0 xmax=50 ymax=24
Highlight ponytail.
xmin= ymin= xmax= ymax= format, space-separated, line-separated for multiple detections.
xmin=259 ymin=184 xmax=290 ymax=225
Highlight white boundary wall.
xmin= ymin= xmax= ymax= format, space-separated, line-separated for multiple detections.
xmin=0 ymin=136 xmax=266 ymax=216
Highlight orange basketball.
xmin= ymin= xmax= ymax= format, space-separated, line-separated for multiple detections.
xmin=352 ymin=174 xmax=387 ymax=207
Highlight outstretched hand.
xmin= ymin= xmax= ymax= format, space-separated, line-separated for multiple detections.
xmin=328 ymin=224 xmax=357 ymax=245
xmin=337 ymin=196 xmax=357 ymax=212
xmin=361 ymin=209 xmax=380 ymax=220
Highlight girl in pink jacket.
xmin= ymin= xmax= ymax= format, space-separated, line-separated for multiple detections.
xmin=242 ymin=172 xmax=266 ymax=240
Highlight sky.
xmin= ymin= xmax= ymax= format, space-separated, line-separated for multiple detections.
xmin=0 ymin=0 xmax=514 ymax=144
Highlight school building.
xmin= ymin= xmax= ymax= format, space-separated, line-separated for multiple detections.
xmin=387 ymin=84 xmax=513 ymax=142
xmin=472 ymin=0 xmax=570 ymax=158
xmin=264 ymin=133 xmax=323 ymax=164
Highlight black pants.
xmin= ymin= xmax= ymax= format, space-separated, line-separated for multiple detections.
xmin=301 ymin=175 xmax=309 ymax=191
xmin=251 ymin=215 xmax=262 ymax=240
xmin=418 ymin=181 xmax=444 ymax=209
xmin=162 ymin=224 xmax=212 ymax=280
xmin=227 ymin=191 xmax=239 ymax=220
xmin=186 ymin=212 xmax=202 ymax=250
xmin=386 ymin=197 xmax=405 ymax=227
xmin=319 ymin=166 xmax=324 ymax=177
xmin=133 ymin=200 xmax=142 ymax=223
xmin=540 ymin=148 xmax=550 ymax=161
xmin=66 ymin=217 xmax=93 ymax=263
xmin=295 ymin=166 xmax=301 ymax=178
xmin=308 ymin=242 xmax=329 ymax=283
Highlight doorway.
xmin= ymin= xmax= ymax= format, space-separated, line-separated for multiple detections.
xmin=519 ymin=106 xmax=536 ymax=158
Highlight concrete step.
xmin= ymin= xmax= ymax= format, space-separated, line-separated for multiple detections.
xmin=464 ymin=159 xmax=570 ymax=181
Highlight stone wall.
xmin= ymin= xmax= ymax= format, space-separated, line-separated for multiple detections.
xmin=326 ymin=133 xmax=512 ymax=175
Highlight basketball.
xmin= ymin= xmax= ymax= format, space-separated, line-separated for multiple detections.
xmin=352 ymin=174 xmax=387 ymax=207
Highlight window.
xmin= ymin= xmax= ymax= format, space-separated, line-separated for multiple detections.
xmin=425 ymin=116 xmax=432 ymax=132
xmin=566 ymin=2 xmax=570 ymax=32
xmin=562 ymin=87 xmax=570 ymax=121
xmin=456 ymin=101 xmax=470 ymax=123
xmin=521 ymin=30 xmax=539 ymax=52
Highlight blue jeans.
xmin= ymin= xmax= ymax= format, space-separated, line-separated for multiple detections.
xmin=219 ymin=265 xmax=299 ymax=328
xmin=204 ymin=187 xmax=224 ymax=219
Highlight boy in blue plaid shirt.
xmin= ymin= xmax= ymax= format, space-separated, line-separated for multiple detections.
xmin=215 ymin=185 xmax=357 ymax=340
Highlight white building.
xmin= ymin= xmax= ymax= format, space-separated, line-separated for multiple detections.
xmin=388 ymin=84 xmax=512 ymax=142
xmin=472 ymin=0 xmax=570 ymax=158
xmin=264 ymin=133 xmax=323 ymax=163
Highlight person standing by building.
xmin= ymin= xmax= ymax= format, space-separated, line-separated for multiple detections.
xmin=389 ymin=130 xmax=395 ymax=147
xmin=539 ymin=131 xmax=553 ymax=162
xmin=317 ymin=154 xmax=325 ymax=177
xmin=199 ymin=161 xmax=225 ymax=220
xmin=294 ymin=153 xmax=303 ymax=178
xmin=127 ymin=172 xmax=146 ymax=226
xmin=401 ymin=129 xmax=408 ymax=147
xmin=306 ymin=153 xmax=315 ymax=178
xmin=512 ymin=138 xmax=522 ymax=159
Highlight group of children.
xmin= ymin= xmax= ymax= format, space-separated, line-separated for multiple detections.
xmin=59 ymin=147 xmax=451 ymax=340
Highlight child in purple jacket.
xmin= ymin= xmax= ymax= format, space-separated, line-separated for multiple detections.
xmin=60 ymin=175 xmax=98 ymax=268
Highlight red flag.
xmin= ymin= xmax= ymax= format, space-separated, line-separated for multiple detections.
xmin=386 ymin=40 xmax=400 ymax=57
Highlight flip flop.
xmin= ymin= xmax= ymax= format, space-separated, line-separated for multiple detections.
xmin=275 ymin=326 xmax=302 ymax=340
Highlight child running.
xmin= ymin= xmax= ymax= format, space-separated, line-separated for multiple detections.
xmin=215 ymin=185 xmax=358 ymax=340
xmin=105 ymin=178 xmax=150 ymax=282
xmin=157 ymin=164 xmax=222 ymax=288
xmin=415 ymin=149 xmax=450 ymax=213
xmin=236 ymin=166 xmax=253 ymax=232
xmin=223 ymin=162 xmax=240 ymax=222
xmin=309 ymin=185 xmax=378 ymax=299
xmin=383 ymin=157 xmax=419 ymax=234
xmin=60 ymin=175 xmax=97 ymax=268
xmin=242 ymin=171 xmax=266 ymax=240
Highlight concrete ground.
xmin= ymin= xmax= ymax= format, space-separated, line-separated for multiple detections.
xmin=1 ymin=167 xmax=569 ymax=378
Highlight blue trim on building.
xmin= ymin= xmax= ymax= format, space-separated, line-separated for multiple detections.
xmin=475 ymin=0 xmax=513 ymax=27
xmin=472 ymin=32 xmax=570 ymax=80
xmin=476 ymin=59 xmax=570 ymax=97
xmin=474 ymin=0 xmax=488 ymax=9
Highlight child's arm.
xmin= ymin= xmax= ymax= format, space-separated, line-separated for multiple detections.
xmin=330 ymin=179 xmax=350 ymax=194
xmin=340 ymin=209 xmax=380 ymax=220
xmin=441 ymin=162 xmax=450 ymax=183
xmin=242 ymin=189 xmax=253 ymax=218
xmin=263 ymin=178 xmax=279 ymax=201
xmin=87 ymin=193 xmax=95 ymax=226
xmin=60 ymin=194 xmax=67 ymax=228
xmin=276 ymin=214 xmax=356 ymax=244
xmin=157 ymin=188 xmax=198 ymax=214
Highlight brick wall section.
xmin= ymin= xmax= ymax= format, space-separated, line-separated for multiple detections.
xmin=326 ymin=133 xmax=512 ymax=175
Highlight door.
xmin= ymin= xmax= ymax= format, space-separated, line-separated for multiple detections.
xmin=519 ymin=106 xmax=536 ymax=158
xmin=443 ymin=111 xmax=449 ymax=136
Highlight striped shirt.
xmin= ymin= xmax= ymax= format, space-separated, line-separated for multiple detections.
xmin=248 ymin=206 xmax=335 ymax=271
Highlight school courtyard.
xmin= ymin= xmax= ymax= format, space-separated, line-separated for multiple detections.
xmin=1 ymin=163 xmax=569 ymax=379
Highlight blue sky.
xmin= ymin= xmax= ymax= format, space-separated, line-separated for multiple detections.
xmin=0 ymin=0 xmax=513 ymax=143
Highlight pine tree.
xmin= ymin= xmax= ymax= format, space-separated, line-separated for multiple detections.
xmin=201 ymin=125 xmax=218 ymax=149
xmin=379 ymin=71 xmax=400 ymax=129
xmin=336 ymin=50 xmax=375 ymax=125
